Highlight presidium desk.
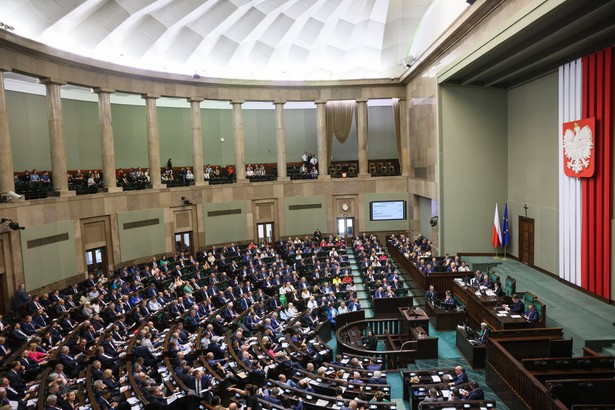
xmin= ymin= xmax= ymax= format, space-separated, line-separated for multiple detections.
xmin=451 ymin=279 xmax=541 ymax=331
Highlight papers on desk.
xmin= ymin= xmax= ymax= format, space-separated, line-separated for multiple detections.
xmin=127 ymin=398 xmax=140 ymax=405
xmin=166 ymin=393 xmax=178 ymax=404
xmin=26 ymin=399 xmax=38 ymax=407
xmin=497 ymin=313 xmax=508 ymax=317
xmin=315 ymin=399 xmax=330 ymax=406
xmin=340 ymin=358 xmax=350 ymax=364
xmin=431 ymin=375 xmax=441 ymax=382
xmin=511 ymin=314 xmax=522 ymax=318
xmin=319 ymin=349 xmax=329 ymax=355
xmin=441 ymin=390 xmax=451 ymax=398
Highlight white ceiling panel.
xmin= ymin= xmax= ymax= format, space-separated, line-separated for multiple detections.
xmin=1 ymin=0 xmax=470 ymax=81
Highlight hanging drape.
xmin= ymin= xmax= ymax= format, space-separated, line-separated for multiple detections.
xmin=393 ymin=98 xmax=402 ymax=160
xmin=326 ymin=100 xmax=356 ymax=156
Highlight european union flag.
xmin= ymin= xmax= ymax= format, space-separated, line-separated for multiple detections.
xmin=502 ymin=203 xmax=510 ymax=247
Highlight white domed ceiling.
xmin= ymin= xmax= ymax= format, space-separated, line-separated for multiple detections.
xmin=1 ymin=0 xmax=468 ymax=81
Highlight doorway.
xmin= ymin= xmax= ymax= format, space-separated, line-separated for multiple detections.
xmin=518 ymin=216 xmax=535 ymax=266
xmin=175 ymin=232 xmax=192 ymax=255
xmin=85 ymin=247 xmax=107 ymax=275
xmin=337 ymin=217 xmax=354 ymax=238
xmin=257 ymin=222 xmax=274 ymax=243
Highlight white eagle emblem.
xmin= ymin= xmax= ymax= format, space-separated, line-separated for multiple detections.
xmin=563 ymin=123 xmax=593 ymax=174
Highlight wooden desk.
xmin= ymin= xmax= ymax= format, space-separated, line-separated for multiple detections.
xmin=399 ymin=307 xmax=431 ymax=334
xmin=423 ymin=301 xmax=465 ymax=331
xmin=386 ymin=241 xmax=467 ymax=292
xmin=456 ymin=328 xmax=486 ymax=369
xmin=453 ymin=281 xmax=528 ymax=330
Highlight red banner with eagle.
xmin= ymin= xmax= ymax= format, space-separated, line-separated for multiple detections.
xmin=562 ymin=117 xmax=595 ymax=178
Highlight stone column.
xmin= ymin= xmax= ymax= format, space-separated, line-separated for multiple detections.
xmin=231 ymin=101 xmax=246 ymax=181
xmin=95 ymin=88 xmax=121 ymax=192
xmin=315 ymin=100 xmax=328 ymax=178
xmin=0 ymin=71 xmax=15 ymax=194
xmin=188 ymin=98 xmax=205 ymax=186
xmin=274 ymin=101 xmax=288 ymax=180
xmin=399 ymin=98 xmax=409 ymax=176
xmin=143 ymin=95 xmax=163 ymax=189
xmin=357 ymin=99 xmax=369 ymax=176
xmin=42 ymin=79 xmax=71 ymax=195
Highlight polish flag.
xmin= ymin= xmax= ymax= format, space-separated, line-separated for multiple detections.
xmin=492 ymin=204 xmax=502 ymax=248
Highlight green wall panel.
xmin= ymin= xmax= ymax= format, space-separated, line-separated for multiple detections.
xmin=6 ymin=91 xmax=51 ymax=171
xmin=158 ymin=106 xmax=193 ymax=167
xmin=112 ymin=104 xmax=148 ymax=168
xmin=507 ymin=72 xmax=558 ymax=272
xmin=440 ymin=85 xmax=508 ymax=254
xmin=20 ymin=220 xmax=78 ymax=290
xmin=244 ymin=109 xmax=276 ymax=164
xmin=203 ymin=201 xmax=248 ymax=245
xmin=63 ymin=98 xmax=102 ymax=170
xmin=285 ymin=109 xmax=318 ymax=163
xmin=118 ymin=209 xmax=166 ymax=262
xmin=284 ymin=196 xmax=327 ymax=236
xmin=202 ymin=109 xmax=234 ymax=166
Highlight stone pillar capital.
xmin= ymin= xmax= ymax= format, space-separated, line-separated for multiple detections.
xmin=314 ymin=100 xmax=327 ymax=105
xmin=93 ymin=87 xmax=115 ymax=94
xmin=231 ymin=100 xmax=245 ymax=106
xmin=142 ymin=94 xmax=160 ymax=100
xmin=187 ymin=97 xmax=204 ymax=104
xmin=40 ymin=77 xmax=67 ymax=86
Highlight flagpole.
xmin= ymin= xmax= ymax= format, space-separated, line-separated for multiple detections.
xmin=502 ymin=245 xmax=508 ymax=260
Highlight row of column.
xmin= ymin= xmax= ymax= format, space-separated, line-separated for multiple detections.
xmin=0 ymin=74 xmax=403 ymax=195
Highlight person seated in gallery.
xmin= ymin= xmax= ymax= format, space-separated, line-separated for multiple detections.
xmin=503 ymin=294 xmax=524 ymax=314
xmin=523 ymin=303 xmax=539 ymax=323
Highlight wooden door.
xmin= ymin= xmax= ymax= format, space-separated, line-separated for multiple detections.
xmin=519 ymin=216 xmax=535 ymax=266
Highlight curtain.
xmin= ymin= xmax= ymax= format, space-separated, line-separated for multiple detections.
xmin=393 ymin=98 xmax=401 ymax=160
xmin=326 ymin=100 xmax=356 ymax=156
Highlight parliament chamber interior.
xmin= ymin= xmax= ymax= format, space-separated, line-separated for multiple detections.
xmin=0 ymin=1 xmax=615 ymax=409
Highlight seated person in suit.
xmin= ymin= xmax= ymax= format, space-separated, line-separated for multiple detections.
xmin=368 ymin=370 xmax=386 ymax=385
xmin=448 ymin=366 xmax=468 ymax=386
xmin=477 ymin=322 xmax=490 ymax=343
xmin=441 ymin=291 xmax=457 ymax=309
xmin=366 ymin=358 xmax=382 ymax=371
xmin=524 ymin=303 xmax=540 ymax=323
xmin=493 ymin=281 xmax=505 ymax=297
xmin=461 ymin=380 xmax=484 ymax=400
xmin=504 ymin=294 xmax=524 ymax=314
xmin=424 ymin=285 xmax=437 ymax=302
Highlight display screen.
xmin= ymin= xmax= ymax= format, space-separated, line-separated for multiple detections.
xmin=370 ymin=200 xmax=406 ymax=221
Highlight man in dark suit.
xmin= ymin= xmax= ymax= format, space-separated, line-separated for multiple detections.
xmin=504 ymin=294 xmax=525 ymax=314
xmin=58 ymin=346 xmax=84 ymax=378
xmin=448 ymin=365 xmax=469 ymax=386
xmin=5 ymin=361 xmax=26 ymax=390
xmin=424 ymin=285 xmax=437 ymax=302
xmin=12 ymin=284 xmax=31 ymax=318
xmin=524 ymin=303 xmax=540 ymax=323
xmin=462 ymin=380 xmax=485 ymax=400
xmin=187 ymin=369 xmax=212 ymax=402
